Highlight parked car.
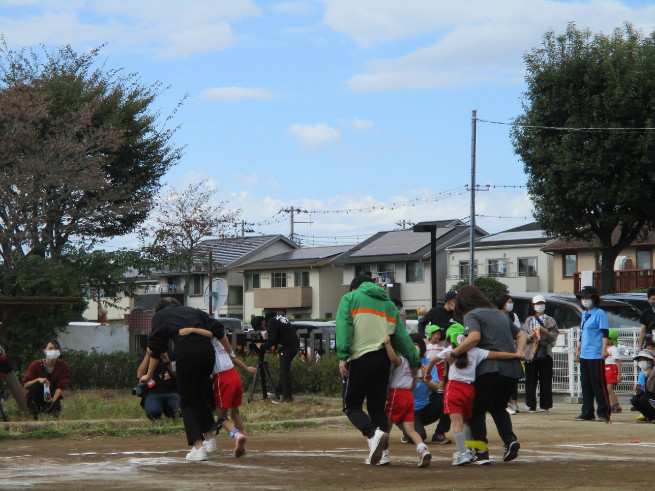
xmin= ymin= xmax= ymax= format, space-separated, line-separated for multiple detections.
xmin=510 ymin=293 xmax=641 ymax=331
xmin=217 ymin=317 xmax=247 ymax=355
xmin=600 ymin=293 xmax=650 ymax=313
xmin=292 ymin=321 xmax=337 ymax=357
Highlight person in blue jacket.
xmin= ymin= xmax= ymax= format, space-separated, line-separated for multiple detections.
xmin=574 ymin=286 xmax=611 ymax=422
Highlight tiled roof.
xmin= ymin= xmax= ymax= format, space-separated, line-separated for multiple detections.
xmin=448 ymin=222 xmax=552 ymax=249
xmin=237 ymin=245 xmax=353 ymax=270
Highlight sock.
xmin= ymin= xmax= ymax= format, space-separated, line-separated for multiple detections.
xmin=463 ymin=426 xmax=473 ymax=441
xmin=454 ymin=432 xmax=466 ymax=454
xmin=230 ymin=429 xmax=240 ymax=439
xmin=416 ymin=443 xmax=428 ymax=454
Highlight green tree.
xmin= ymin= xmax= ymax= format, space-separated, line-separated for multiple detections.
xmin=512 ymin=23 xmax=655 ymax=294
xmin=0 ymin=41 xmax=183 ymax=295
xmin=451 ymin=276 xmax=508 ymax=304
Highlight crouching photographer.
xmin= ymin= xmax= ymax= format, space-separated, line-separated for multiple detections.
xmin=251 ymin=312 xmax=300 ymax=403
xmin=136 ymin=348 xmax=180 ymax=420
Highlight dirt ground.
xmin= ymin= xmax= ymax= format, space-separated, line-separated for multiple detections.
xmin=1 ymin=402 xmax=653 ymax=490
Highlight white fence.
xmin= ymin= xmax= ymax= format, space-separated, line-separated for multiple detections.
xmin=525 ymin=326 xmax=641 ymax=397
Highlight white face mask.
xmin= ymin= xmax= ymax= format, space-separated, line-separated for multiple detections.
xmin=638 ymin=360 xmax=651 ymax=371
xmin=581 ymin=299 xmax=593 ymax=309
xmin=505 ymin=303 xmax=514 ymax=312
xmin=45 ymin=350 xmax=60 ymax=360
xmin=534 ymin=304 xmax=545 ymax=314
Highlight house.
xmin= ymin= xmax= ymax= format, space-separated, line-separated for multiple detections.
xmin=85 ymin=235 xmax=298 ymax=321
xmin=234 ymin=244 xmax=351 ymax=321
xmin=541 ymin=228 xmax=655 ymax=293
xmin=445 ymin=222 xmax=553 ymax=293
xmin=332 ymin=220 xmax=486 ymax=312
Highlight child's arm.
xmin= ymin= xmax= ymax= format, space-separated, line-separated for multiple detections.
xmin=231 ymin=356 xmax=257 ymax=374
xmin=384 ymin=334 xmax=402 ymax=367
xmin=616 ymin=358 xmax=622 ymax=384
xmin=486 ymin=350 xmax=525 ymax=361
xmin=410 ymin=373 xmax=418 ymax=391
xmin=179 ymin=327 xmax=212 ymax=338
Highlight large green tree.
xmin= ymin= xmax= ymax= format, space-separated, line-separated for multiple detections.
xmin=512 ymin=23 xmax=655 ymax=294
xmin=0 ymin=41 xmax=183 ymax=295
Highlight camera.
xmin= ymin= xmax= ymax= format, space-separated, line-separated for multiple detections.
xmin=132 ymin=384 xmax=146 ymax=397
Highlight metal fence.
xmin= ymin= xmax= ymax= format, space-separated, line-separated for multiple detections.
xmin=521 ymin=326 xmax=641 ymax=397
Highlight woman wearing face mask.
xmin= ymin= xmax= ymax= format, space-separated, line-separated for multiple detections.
xmin=495 ymin=294 xmax=522 ymax=415
xmin=574 ymin=286 xmax=611 ymax=422
xmin=23 ymin=339 xmax=70 ymax=419
xmin=630 ymin=349 xmax=655 ymax=422
xmin=521 ymin=295 xmax=559 ymax=413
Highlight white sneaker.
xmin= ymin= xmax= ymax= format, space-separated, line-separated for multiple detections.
xmin=203 ymin=438 xmax=217 ymax=453
xmin=453 ymin=450 xmax=472 ymax=466
xmin=234 ymin=433 xmax=247 ymax=458
xmin=186 ymin=446 xmax=208 ymax=462
xmin=417 ymin=447 xmax=431 ymax=468
xmin=366 ymin=449 xmax=390 ymax=465
xmin=506 ymin=406 xmax=516 ymax=415
xmin=367 ymin=429 xmax=388 ymax=465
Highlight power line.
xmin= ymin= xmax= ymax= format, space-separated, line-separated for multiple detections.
xmin=477 ymin=117 xmax=655 ymax=133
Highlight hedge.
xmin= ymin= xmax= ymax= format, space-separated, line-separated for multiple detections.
xmin=56 ymin=349 xmax=342 ymax=396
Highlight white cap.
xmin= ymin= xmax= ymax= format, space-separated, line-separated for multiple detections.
xmin=532 ymin=295 xmax=546 ymax=304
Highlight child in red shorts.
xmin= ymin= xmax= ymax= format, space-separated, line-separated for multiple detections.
xmin=605 ymin=329 xmax=622 ymax=413
xmin=383 ymin=334 xmax=431 ymax=468
xmin=436 ymin=324 xmax=524 ymax=466
xmin=179 ymin=327 xmax=256 ymax=457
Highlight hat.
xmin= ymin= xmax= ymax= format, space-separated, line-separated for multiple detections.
xmin=532 ymin=295 xmax=546 ymax=304
xmin=633 ymin=349 xmax=655 ymax=361
xmin=576 ymin=285 xmax=599 ymax=298
xmin=444 ymin=291 xmax=457 ymax=302
xmin=446 ymin=323 xmax=466 ymax=346
xmin=426 ymin=324 xmax=442 ymax=337
xmin=608 ymin=329 xmax=619 ymax=347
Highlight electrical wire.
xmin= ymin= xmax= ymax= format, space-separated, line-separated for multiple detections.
xmin=477 ymin=117 xmax=655 ymax=133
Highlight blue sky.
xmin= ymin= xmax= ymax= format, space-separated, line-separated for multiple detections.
xmin=2 ymin=0 xmax=655 ymax=248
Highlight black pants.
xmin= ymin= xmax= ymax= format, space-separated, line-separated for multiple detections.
xmin=278 ymin=343 xmax=299 ymax=401
xmin=398 ymin=395 xmax=442 ymax=441
xmin=342 ymin=348 xmax=390 ymax=439
xmin=469 ymin=373 xmax=517 ymax=446
xmin=524 ymin=356 xmax=554 ymax=410
xmin=175 ymin=343 xmax=216 ymax=446
xmin=579 ymin=358 xmax=611 ymax=420
xmin=631 ymin=391 xmax=655 ymax=420
xmin=26 ymin=383 xmax=61 ymax=419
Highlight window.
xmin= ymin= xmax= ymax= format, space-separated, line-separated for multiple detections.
xmin=488 ymin=259 xmax=507 ymax=277
xmin=518 ymin=257 xmax=538 ymax=276
xmin=458 ymin=261 xmax=470 ymax=279
xmin=189 ymin=276 xmax=203 ymax=295
xmin=272 ymin=272 xmax=287 ymax=288
xmin=406 ymin=262 xmax=424 ymax=282
xmin=376 ymin=263 xmax=395 ymax=282
xmin=294 ymin=271 xmax=310 ymax=287
xmin=246 ymin=273 xmax=260 ymax=291
xmin=228 ymin=286 xmax=243 ymax=305
xmin=563 ymin=253 xmax=577 ymax=277
xmin=354 ymin=265 xmax=371 ymax=277
xmin=637 ymin=250 xmax=652 ymax=270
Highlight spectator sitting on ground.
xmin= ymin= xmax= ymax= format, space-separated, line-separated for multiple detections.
xmin=137 ymin=347 xmax=181 ymax=420
xmin=23 ymin=339 xmax=70 ymax=420
xmin=631 ymin=349 xmax=655 ymax=423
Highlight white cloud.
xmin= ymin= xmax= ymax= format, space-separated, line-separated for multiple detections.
xmin=339 ymin=116 xmax=375 ymax=132
xmin=287 ymin=122 xmax=341 ymax=152
xmin=272 ymin=2 xmax=312 ymax=16
xmin=323 ymin=0 xmax=655 ymax=91
xmin=0 ymin=0 xmax=261 ymax=58
xmin=199 ymin=87 xmax=277 ymax=102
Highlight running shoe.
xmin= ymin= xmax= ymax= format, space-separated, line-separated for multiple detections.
xmin=400 ymin=434 xmax=410 ymax=444
xmin=185 ymin=446 xmax=208 ymax=462
xmin=503 ymin=440 xmax=520 ymax=462
xmin=471 ymin=450 xmax=490 ymax=465
xmin=510 ymin=403 xmax=520 ymax=413
xmin=417 ymin=448 xmax=431 ymax=468
xmin=203 ymin=438 xmax=217 ymax=453
xmin=367 ymin=429 xmax=388 ymax=465
xmin=635 ymin=415 xmax=650 ymax=423
xmin=365 ymin=449 xmax=390 ymax=465
xmin=574 ymin=414 xmax=595 ymax=421
xmin=452 ymin=450 xmax=472 ymax=466
xmin=431 ymin=433 xmax=452 ymax=444
xmin=597 ymin=416 xmax=610 ymax=423
xmin=538 ymin=408 xmax=549 ymax=413
xmin=506 ymin=406 xmax=516 ymax=415
xmin=234 ymin=433 xmax=247 ymax=457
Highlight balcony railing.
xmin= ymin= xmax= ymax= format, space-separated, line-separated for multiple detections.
xmin=573 ymin=269 xmax=655 ymax=293
xmin=254 ymin=286 xmax=312 ymax=309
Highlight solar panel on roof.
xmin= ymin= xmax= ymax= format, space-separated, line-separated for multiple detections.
xmin=351 ymin=230 xmax=438 ymax=257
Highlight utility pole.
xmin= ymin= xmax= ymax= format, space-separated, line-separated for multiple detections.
xmin=238 ymin=220 xmax=254 ymax=237
xmin=470 ymin=109 xmax=477 ymax=286
xmin=279 ymin=207 xmax=312 ymax=242
xmin=396 ymin=219 xmax=415 ymax=230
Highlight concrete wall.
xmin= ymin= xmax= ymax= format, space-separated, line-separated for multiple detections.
xmin=58 ymin=323 xmax=130 ymax=353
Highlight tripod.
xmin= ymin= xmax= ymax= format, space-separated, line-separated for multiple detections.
xmin=247 ymin=351 xmax=279 ymax=403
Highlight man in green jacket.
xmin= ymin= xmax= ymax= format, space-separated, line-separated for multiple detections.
xmin=336 ymin=275 xmax=420 ymax=466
